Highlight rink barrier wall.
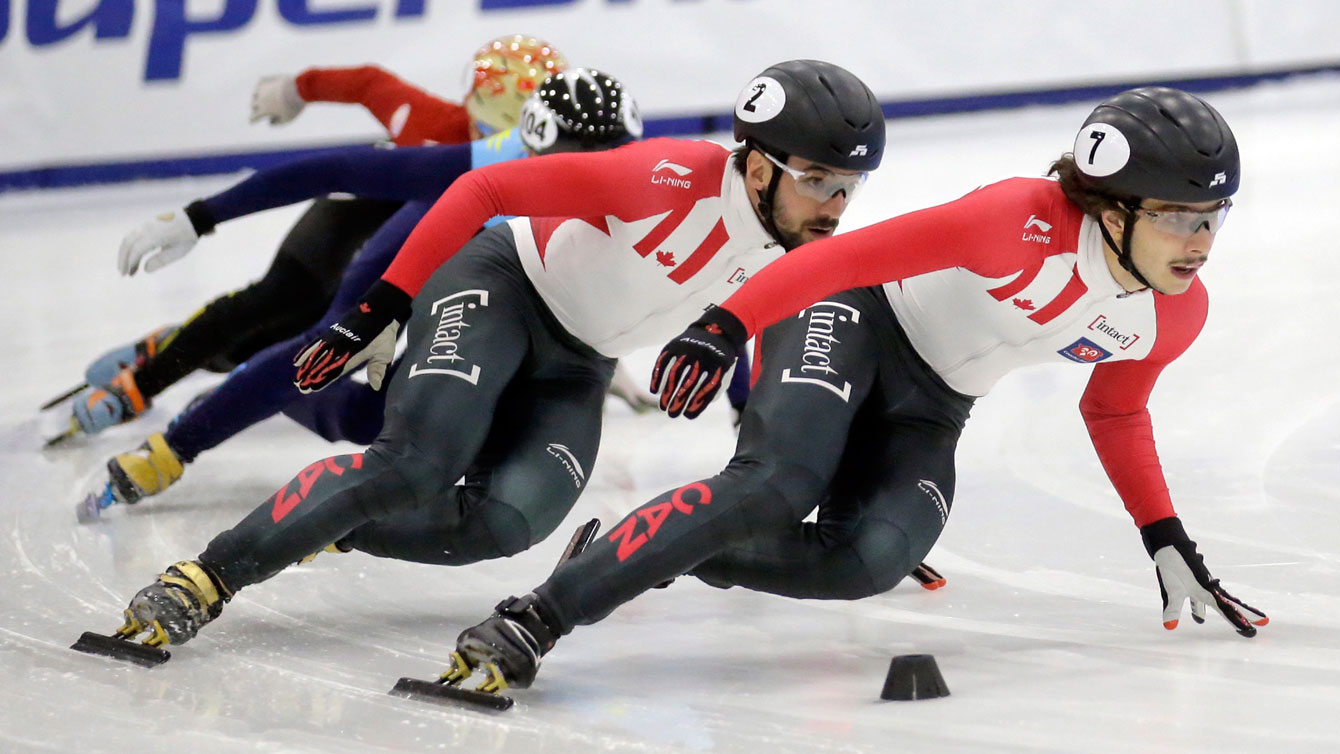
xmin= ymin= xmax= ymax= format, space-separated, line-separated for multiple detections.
xmin=3 ymin=62 xmax=1338 ymax=193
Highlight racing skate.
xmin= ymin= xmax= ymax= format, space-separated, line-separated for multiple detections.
xmin=388 ymin=518 xmax=600 ymax=711
xmin=71 ymin=561 xmax=229 ymax=666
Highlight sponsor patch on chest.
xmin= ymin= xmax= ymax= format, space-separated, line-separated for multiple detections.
xmin=1058 ymin=337 xmax=1112 ymax=364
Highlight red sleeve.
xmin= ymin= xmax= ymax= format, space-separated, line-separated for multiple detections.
xmin=294 ymin=66 xmax=471 ymax=146
xmin=382 ymin=138 xmax=729 ymax=295
xmin=1079 ymin=279 xmax=1208 ymax=527
xmin=721 ymin=178 xmax=1078 ymax=337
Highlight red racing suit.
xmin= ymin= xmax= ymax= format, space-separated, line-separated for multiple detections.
xmin=713 ymin=177 xmax=1206 ymax=527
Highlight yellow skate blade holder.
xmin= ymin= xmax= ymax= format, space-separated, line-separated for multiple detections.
xmin=475 ymin=663 xmax=510 ymax=695
xmin=440 ymin=651 xmax=473 ymax=685
xmin=386 ymin=518 xmax=598 ymax=713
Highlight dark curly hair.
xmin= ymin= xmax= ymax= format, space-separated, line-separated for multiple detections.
xmin=1048 ymin=154 xmax=1137 ymax=218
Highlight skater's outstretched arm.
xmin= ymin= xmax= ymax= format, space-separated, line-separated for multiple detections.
xmin=382 ymin=138 xmax=727 ymax=296
xmin=117 ymin=144 xmax=472 ymax=276
xmin=252 ymin=65 xmax=471 ymax=146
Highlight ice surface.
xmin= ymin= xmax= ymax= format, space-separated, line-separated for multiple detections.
xmin=2 ymin=76 xmax=1339 ymax=753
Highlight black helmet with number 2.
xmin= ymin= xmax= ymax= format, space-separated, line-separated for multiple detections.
xmin=732 ymin=59 xmax=885 ymax=173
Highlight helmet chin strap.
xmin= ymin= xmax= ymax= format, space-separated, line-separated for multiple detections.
xmin=1098 ymin=201 xmax=1155 ymax=292
xmin=749 ymin=143 xmax=791 ymax=249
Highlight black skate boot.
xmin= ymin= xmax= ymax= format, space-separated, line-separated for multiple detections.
xmin=454 ymin=593 xmax=563 ymax=692
xmin=72 ymin=561 xmax=230 ymax=665
xmin=389 ymin=521 xmax=598 ymax=710
xmin=123 ymin=560 xmax=230 ymax=647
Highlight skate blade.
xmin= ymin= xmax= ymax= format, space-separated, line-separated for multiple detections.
xmin=70 ymin=631 xmax=171 ymax=667
xmin=40 ymin=382 xmax=89 ymax=411
xmin=553 ymin=518 xmax=601 ymax=574
xmin=44 ymin=421 xmax=81 ymax=448
xmin=911 ymin=562 xmax=947 ymax=591
xmin=388 ymin=677 xmax=513 ymax=711
xmin=76 ymin=483 xmax=118 ymax=524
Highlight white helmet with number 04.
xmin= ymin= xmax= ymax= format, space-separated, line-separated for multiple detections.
xmin=519 ymin=68 xmax=642 ymax=156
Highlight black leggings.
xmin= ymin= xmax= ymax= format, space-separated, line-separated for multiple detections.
xmin=536 ymin=286 xmax=975 ymax=632
xmin=196 ymin=226 xmax=616 ymax=593
xmin=134 ymin=197 xmax=402 ymax=397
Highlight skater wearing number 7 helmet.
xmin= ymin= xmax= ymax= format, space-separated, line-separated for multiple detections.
xmin=442 ymin=86 xmax=1269 ymax=696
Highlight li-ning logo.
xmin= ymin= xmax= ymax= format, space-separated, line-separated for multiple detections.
xmin=545 ymin=443 xmax=586 ymax=489
xmin=779 ymin=301 xmax=860 ymax=401
xmin=651 ymin=159 xmax=693 ymax=189
xmin=850 ymin=144 xmax=868 ymax=157
xmin=917 ymin=479 xmax=950 ymax=525
xmin=1022 ymin=215 xmax=1052 ymax=244
xmin=1210 ymin=171 xmax=1227 ymax=187
xmin=408 ymin=289 xmax=488 ymax=383
xmin=1087 ymin=315 xmax=1141 ymax=350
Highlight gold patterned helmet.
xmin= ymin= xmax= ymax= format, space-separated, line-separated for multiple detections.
xmin=465 ymin=34 xmax=568 ymax=135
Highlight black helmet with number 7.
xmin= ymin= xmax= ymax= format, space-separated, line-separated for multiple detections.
xmin=519 ymin=68 xmax=642 ymax=156
xmin=732 ymin=59 xmax=885 ymax=172
xmin=1071 ymin=86 xmax=1239 ymax=292
xmin=1072 ymin=86 xmax=1239 ymax=204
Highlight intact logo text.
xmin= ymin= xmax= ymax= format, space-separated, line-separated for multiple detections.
xmin=1087 ymin=315 xmax=1141 ymax=350
xmin=408 ymin=289 xmax=489 ymax=383
xmin=779 ymin=301 xmax=861 ymax=401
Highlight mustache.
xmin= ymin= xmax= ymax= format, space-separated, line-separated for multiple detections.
xmin=807 ymin=217 xmax=839 ymax=231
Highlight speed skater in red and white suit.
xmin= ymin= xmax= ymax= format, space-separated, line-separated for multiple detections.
xmin=440 ymin=86 xmax=1270 ymax=695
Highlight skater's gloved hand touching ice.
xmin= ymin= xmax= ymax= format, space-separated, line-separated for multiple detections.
xmin=250 ymin=75 xmax=306 ymax=125
xmin=294 ymin=280 xmax=410 ymax=393
xmin=1139 ymin=516 xmax=1268 ymax=637
xmin=117 ymin=201 xmax=216 ymax=276
xmin=651 ymin=306 xmax=747 ymax=419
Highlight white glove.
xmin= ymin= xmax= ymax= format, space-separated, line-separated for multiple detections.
xmin=118 ymin=209 xmax=199 ymax=276
xmin=1141 ymin=516 xmax=1269 ymax=637
xmin=607 ymin=363 xmax=658 ymax=413
xmin=250 ymin=75 xmax=306 ymax=125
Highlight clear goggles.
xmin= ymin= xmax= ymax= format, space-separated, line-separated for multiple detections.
xmin=1135 ymin=199 xmax=1232 ymax=237
xmin=761 ymin=151 xmax=868 ymax=203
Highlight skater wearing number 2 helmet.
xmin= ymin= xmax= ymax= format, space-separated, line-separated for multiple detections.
xmin=83 ymin=61 xmax=927 ymax=666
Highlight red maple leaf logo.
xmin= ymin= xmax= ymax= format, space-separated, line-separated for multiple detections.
xmin=359 ymin=302 xmax=371 ymax=314
xmin=1012 ymin=298 xmax=1035 ymax=311
xmin=704 ymin=324 xmax=723 ymax=335
xmin=656 ymin=250 xmax=676 ymax=267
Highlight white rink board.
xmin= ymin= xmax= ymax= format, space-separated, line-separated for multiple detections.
xmin=0 ymin=75 xmax=1339 ymax=753
xmin=3 ymin=0 xmax=1340 ymax=170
